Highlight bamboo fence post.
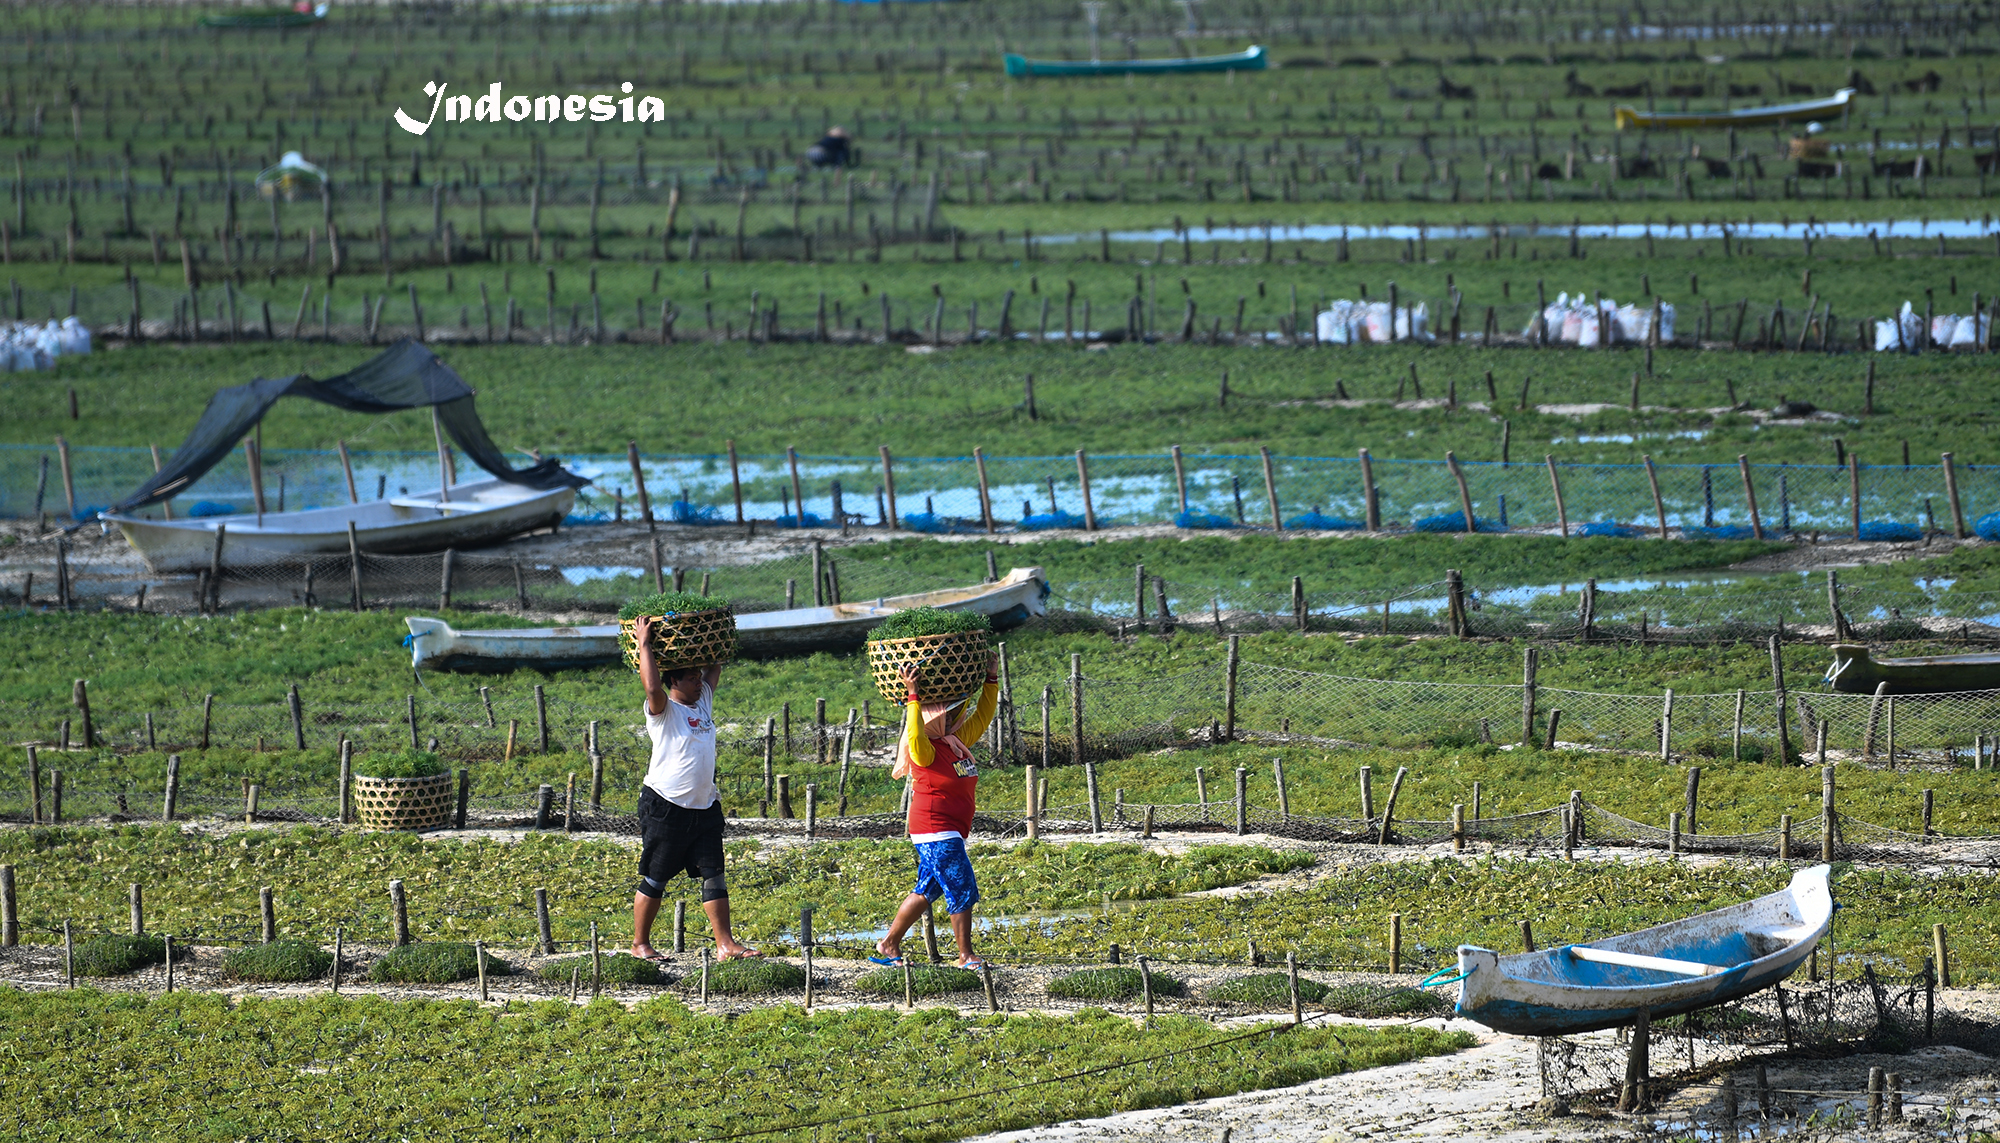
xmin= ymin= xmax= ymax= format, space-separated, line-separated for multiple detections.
xmin=1359 ymin=447 xmax=1380 ymax=530
xmin=1732 ymin=690 xmax=1745 ymax=761
xmin=388 ymin=879 xmax=410 ymax=946
xmin=1234 ymin=765 xmax=1248 ymax=835
xmin=1545 ymin=455 xmax=1569 ymax=537
xmin=1821 ymin=764 xmax=1837 ymax=862
xmin=1075 ymin=449 xmax=1097 ymax=530
xmin=1770 ymin=635 xmax=1793 ymax=764
xmin=1260 ymin=446 xmax=1283 ymax=529
xmin=1642 ymin=455 xmax=1669 ymax=537
xmin=1942 ymin=452 xmax=1968 ymax=538
xmin=1223 ymin=635 xmax=1239 ymax=742
xmin=879 ymin=446 xmax=899 ymax=528
xmin=1376 ymin=766 xmax=1407 ymax=844
xmin=1849 ymin=453 xmax=1863 ymax=539
xmin=1738 ymin=455 xmax=1765 ymax=539
xmin=1446 ymin=450 xmax=1476 ymax=532
xmin=347 ymin=521 xmax=363 ymax=612
xmin=1521 ymin=647 xmax=1539 ymax=747
xmin=1023 ymin=763 xmax=1038 ymax=840
xmin=1069 ymin=654 xmax=1084 ymax=767
xmin=337 ymin=439 xmax=358 ymax=504
xmin=1661 ymin=689 xmax=1675 ymax=761
xmin=163 ymin=753 xmax=180 ymax=822
xmin=1272 ymin=756 xmax=1289 ymax=816
xmin=726 ymin=439 xmax=744 ymax=524
xmin=1 ymin=865 xmax=15 ymax=948
xmin=1171 ymin=445 xmax=1189 ymax=514
xmin=973 ymin=447 xmax=994 ymax=533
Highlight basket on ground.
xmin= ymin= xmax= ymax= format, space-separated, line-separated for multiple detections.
xmin=353 ymin=774 xmax=455 ymax=831
xmin=867 ymin=630 xmax=991 ymax=705
xmin=619 ymin=606 xmax=739 ymax=675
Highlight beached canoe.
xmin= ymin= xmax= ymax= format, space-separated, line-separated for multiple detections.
xmin=201 ymin=4 xmax=327 ymax=27
xmin=103 ymin=477 xmax=575 ymax=573
xmin=1004 ymin=45 xmax=1266 ymax=78
xmin=1452 ymin=865 xmax=1832 ymax=1037
xmin=1826 ymin=643 xmax=2000 ymax=695
xmin=1615 ymin=88 xmax=1854 ymax=130
xmin=404 ymin=566 xmax=1049 ymax=671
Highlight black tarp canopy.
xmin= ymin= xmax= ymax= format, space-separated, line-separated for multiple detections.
xmin=108 ymin=340 xmax=588 ymax=516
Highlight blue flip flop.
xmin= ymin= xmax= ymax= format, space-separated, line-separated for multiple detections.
xmin=867 ymin=955 xmax=906 ymax=967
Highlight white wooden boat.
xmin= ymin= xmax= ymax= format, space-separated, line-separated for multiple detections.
xmin=1615 ymin=88 xmax=1854 ymax=130
xmin=405 ymin=566 xmax=1049 ymax=671
xmin=102 ymin=477 xmax=575 ymax=573
xmin=1453 ymin=864 xmax=1833 ymax=1036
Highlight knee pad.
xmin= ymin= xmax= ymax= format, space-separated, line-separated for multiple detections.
xmin=700 ymin=874 xmax=728 ymax=903
xmin=636 ymin=876 xmax=666 ymax=899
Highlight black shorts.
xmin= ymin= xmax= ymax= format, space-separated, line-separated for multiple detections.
xmin=636 ymin=787 xmax=727 ymax=898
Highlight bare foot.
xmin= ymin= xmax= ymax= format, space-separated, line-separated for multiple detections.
xmin=875 ymin=940 xmax=903 ymax=962
xmin=631 ymin=943 xmax=670 ymax=962
xmin=717 ymin=940 xmax=763 ymax=960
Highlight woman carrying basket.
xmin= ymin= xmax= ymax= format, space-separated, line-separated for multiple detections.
xmin=869 ymin=653 xmax=1000 ymax=969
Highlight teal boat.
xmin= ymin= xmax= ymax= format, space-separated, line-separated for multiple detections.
xmin=1003 ymin=45 xmax=1266 ymax=78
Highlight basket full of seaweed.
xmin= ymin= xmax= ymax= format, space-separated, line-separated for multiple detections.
xmin=618 ymin=591 xmax=738 ymax=675
xmin=865 ymin=608 xmax=992 ymax=705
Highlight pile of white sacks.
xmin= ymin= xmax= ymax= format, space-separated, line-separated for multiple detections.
xmin=1524 ymin=293 xmax=1676 ymax=346
xmin=1 ymin=318 xmax=92 ymax=370
xmin=1314 ymin=300 xmax=1433 ymax=343
xmin=1873 ymin=302 xmax=1991 ymax=351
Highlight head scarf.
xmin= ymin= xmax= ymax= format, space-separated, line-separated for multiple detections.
xmin=893 ymin=698 xmax=977 ymax=780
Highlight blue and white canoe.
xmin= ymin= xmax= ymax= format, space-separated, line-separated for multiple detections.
xmin=405 ymin=566 xmax=1048 ymax=671
xmin=1453 ymin=864 xmax=1833 ymax=1037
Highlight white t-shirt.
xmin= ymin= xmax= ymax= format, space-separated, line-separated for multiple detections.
xmin=642 ymin=682 xmax=719 ymax=810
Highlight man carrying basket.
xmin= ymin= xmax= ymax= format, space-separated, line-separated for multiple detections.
xmin=869 ymin=653 xmax=1000 ymax=970
xmin=630 ymin=615 xmax=759 ymax=963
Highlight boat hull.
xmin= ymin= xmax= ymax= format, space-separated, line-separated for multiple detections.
xmin=102 ymin=478 xmax=574 ymax=573
xmin=1455 ymin=865 xmax=1833 ymax=1036
xmin=1827 ymin=643 xmax=2000 ymax=695
xmin=1004 ymin=45 xmax=1266 ymax=77
xmin=407 ymin=567 xmax=1048 ymax=671
xmin=1615 ymin=89 xmax=1854 ymax=130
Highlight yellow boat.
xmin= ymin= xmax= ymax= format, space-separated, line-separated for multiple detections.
xmin=1615 ymin=88 xmax=1855 ymax=131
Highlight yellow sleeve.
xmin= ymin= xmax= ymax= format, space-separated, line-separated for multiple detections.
xmin=902 ymin=698 xmax=936 ymax=769
xmin=953 ymin=681 xmax=1001 ymax=747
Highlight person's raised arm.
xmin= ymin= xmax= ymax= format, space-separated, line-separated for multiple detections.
xmin=701 ymin=661 xmax=723 ymax=696
xmin=899 ymin=664 xmax=935 ymax=770
xmin=953 ymin=652 xmax=1003 ymax=746
xmin=636 ymin=616 xmax=670 ymax=717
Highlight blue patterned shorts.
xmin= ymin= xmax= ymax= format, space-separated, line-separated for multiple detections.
xmin=912 ymin=836 xmax=981 ymax=915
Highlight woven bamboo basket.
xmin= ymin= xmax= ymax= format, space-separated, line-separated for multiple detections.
xmin=619 ymin=606 xmax=739 ymax=675
xmin=353 ymin=773 xmax=455 ymax=831
xmin=866 ymin=630 xmax=991 ymax=705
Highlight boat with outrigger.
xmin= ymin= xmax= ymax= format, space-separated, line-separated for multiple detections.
xmin=96 ymin=340 xmax=588 ymax=572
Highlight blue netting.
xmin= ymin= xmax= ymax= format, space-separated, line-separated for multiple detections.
xmin=1284 ymin=510 xmax=1364 ymax=530
xmin=1175 ymin=510 xmax=1237 ymax=530
xmin=670 ymin=499 xmax=725 ymax=525
xmin=188 ymin=501 xmax=237 ymax=518
xmin=1412 ymin=510 xmax=1507 ymax=533
xmin=1858 ymin=520 xmax=1923 ymax=542
xmin=1575 ymin=520 xmax=1647 ymax=538
xmin=1977 ymin=511 xmax=2000 ymax=542
xmin=772 ymin=512 xmax=828 ymax=529
xmin=900 ymin=512 xmax=985 ymax=535
xmin=1020 ymin=510 xmax=1088 ymax=531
